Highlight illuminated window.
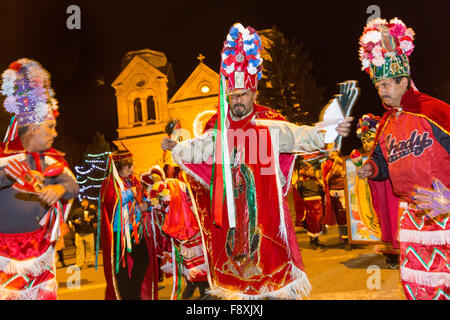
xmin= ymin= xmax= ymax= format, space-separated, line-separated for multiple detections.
xmin=200 ymin=85 xmax=210 ymax=94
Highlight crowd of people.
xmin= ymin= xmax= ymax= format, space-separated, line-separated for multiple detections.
xmin=0 ymin=17 xmax=448 ymax=301
xmin=292 ymin=150 xmax=351 ymax=251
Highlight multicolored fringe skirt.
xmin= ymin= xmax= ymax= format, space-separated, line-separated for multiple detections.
xmin=398 ymin=202 xmax=450 ymax=300
xmin=0 ymin=228 xmax=57 ymax=300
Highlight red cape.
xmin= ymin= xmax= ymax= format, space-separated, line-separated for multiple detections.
xmin=161 ymin=178 xmax=200 ymax=241
xmin=180 ymin=104 xmax=311 ymax=298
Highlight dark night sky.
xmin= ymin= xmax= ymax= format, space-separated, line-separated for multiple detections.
xmin=0 ymin=0 xmax=449 ymax=156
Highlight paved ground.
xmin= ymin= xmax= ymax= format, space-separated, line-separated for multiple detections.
xmin=56 ymin=226 xmax=406 ymax=300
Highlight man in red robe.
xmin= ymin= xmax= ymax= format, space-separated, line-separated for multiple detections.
xmin=162 ymin=23 xmax=353 ymax=299
xmin=357 ymin=18 xmax=450 ymax=300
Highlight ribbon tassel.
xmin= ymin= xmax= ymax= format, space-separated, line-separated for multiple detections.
xmin=211 ymin=75 xmax=236 ymax=229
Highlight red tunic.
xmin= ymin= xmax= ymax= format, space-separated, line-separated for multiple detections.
xmin=176 ymin=104 xmax=311 ymax=299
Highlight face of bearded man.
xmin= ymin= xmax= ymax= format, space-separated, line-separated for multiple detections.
xmin=228 ymin=90 xmax=256 ymax=119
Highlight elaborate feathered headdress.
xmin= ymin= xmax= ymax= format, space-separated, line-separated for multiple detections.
xmin=111 ymin=150 xmax=133 ymax=162
xmin=220 ymin=23 xmax=263 ymax=94
xmin=112 ymin=142 xmax=133 ymax=162
xmin=358 ymin=18 xmax=415 ymax=83
xmin=1 ymin=58 xmax=59 ymax=142
xmin=1 ymin=58 xmax=59 ymax=128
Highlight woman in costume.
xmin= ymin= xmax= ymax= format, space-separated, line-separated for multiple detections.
xmin=99 ymin=150 xmax=158 ymax=300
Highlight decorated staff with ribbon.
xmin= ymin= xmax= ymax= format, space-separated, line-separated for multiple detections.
xmin=0 ymin=58 xmax=79 ymax=300
xmin=98 ymin=150 xmax=158 ymax=300
xmin=356 ymin=18 xmax=450 ymax=300
xmin=161 ymin=23 xmax=353 ymax=300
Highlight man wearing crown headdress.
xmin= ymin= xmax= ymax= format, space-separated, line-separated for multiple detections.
xmin=161 ymin=23 xmax=353 ymax=299
xmin=356 ymin=18 xmax=450 ymax=300
xmin=98 ymin=150 xmax=158 ymax=300
xmin=0 ymin=58 xmax=79 ymax=299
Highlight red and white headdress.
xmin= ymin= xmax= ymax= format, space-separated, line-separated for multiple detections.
xmin=220 ymin=23 xmax=263 ymax=94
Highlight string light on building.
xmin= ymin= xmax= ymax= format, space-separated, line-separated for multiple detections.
xmin=75 ymin=152 xmax=111 ymax=203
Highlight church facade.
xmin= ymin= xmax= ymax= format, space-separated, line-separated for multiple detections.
xmin=111 ymin=49 xmax=219 ymax=175
xmin=111 ymin=31 xmax=273 ymax=175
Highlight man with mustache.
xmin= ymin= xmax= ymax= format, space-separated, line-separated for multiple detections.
xmin=0 ymin=58 xmax=79 ymax=299
xmin=356 ymin=18 xmax=450 ymax=300
xmin=162 ymin=23 xmax=353 ymax=300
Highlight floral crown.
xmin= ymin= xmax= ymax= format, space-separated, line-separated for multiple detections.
xmin=356 ymin=113 xmax=380 ymax=140
xmin=1 ymin=58 xmax=59 ymax=126
xmin=358 ymin=18 xmax=415 ymax=83
xmin=220 ymin=23 xmax=263 ymax=93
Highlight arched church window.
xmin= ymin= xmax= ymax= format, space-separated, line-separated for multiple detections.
xmin=134 ymin=98 xmax=143 ymax=123
xmin=146 ymin=96 xmax=156 ymax=121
